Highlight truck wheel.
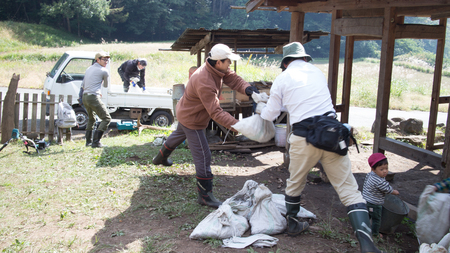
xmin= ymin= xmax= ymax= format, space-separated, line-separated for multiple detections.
xmin=73 ymin=107 xmax=88 ymax=130
xmin=149 ymin=111 xmax=173 ymax=127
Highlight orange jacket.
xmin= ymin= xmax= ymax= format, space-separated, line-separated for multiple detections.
xmin=176 ymin=60 xmax=250 ymax=130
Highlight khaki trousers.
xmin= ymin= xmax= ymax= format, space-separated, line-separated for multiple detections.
xmin=286 ymin=134 xmax=365 ymax=206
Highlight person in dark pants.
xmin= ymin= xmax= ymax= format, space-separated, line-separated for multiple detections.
xmin=117 ymin=59 xmax=147 ymax=92
xmin=152 ymin=44 xmax=259 ymax=208
xmin=81 ymin=51 xmax=111 ymax=148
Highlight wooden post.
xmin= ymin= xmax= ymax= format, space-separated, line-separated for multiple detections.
xmin=48 ymin=94 xmax=55 ymax=143
xmin=373 ymin=7 xmax=397 ymax=153
xmin=39 ymin=93 xmax=46 ymax=140
xmin=443 ymin=99 xmax=450 ymax=179
xmin=0 ymin=92 xmax=2 ymax=133
xmin=341 ymin=36 xmax=355 ymax=123
xmin=14 ymin=93 xmax=20 ymax=130
xmin=427 ymin=18 xmax=446 ymax=151
xmin=328 ymin=10 xmax=342 ymax=105
xmin=31 ymin=94 xmax=38 ymax=136
xmin=22 ymin=93 xmax=29 ymax=134
xmin=290 ymin=11 xmax=305 ymax=43
xmin=1 ymin=74 xmax=20 ymax=144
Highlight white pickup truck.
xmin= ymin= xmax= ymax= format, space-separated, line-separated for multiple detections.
xmin=43 ymin=51 xmax=175 ymax=129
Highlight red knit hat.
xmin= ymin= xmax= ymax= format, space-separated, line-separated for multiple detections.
xmin=368 ymin=153 xmax=387 ymax=168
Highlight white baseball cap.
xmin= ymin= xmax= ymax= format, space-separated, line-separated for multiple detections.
xmin=209 ymin=44 xmax=240 ymax=61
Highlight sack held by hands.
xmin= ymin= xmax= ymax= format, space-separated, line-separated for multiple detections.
xmin=293 ymin=111 xmax=358 ymax=156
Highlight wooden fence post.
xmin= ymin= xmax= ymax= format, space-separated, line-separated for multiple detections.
xmin=1 ymin=74 xmax=20 ymax=144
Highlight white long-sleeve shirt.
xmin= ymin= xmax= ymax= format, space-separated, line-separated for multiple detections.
xmin=260 ymin=60 xmax=334 ymax=124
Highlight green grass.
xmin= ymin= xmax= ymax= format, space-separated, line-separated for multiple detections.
xmin=0 ymin=128 xmax=216 ymax=251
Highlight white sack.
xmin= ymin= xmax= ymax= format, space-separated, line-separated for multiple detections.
xmin=222 ymin=234 xmax=279 ymax=249
xmin=416 ymin=185 xmax=450 ymax=245
xmin=419 ymin=243 xmax=447 ymax=253
xmin=56 ymin=101 xmax=77 ymax=128
xmin=271 ymin=194 xmax=317 ymax=219
xmin=249 ymin=184 xmax=286 ymax=235
xmin=251 ymin=92 xmax=269 ymax=103
xmin=189 ymin=204 xmax=249 ymax=240
xmin=231 ymin=114 xmax=275 ymax=143
xmin=438 ymin=233 xmax=450 ymax=251
xmin=222 ymin=180 xmax=259 ymax=219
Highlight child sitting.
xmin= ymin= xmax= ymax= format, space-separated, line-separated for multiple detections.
xmin=362 ymin=153 xmax=400 ymax=238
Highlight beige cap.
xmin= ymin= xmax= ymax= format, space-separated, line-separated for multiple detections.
xmin=95 ymin=51 xmax=110 ymax=60
xmin=209 ymin=44 xmax=240 ymax=61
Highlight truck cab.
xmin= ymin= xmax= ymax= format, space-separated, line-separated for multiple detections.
xmin=43 ymin=51 xmax=174 ymax=129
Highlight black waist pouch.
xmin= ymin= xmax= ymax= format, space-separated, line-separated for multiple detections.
xmin=292 ymin=112 xmax=358 ymax=156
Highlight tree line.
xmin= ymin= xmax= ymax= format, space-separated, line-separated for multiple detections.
xmin=0 ymin=0 xmax=446 ymax=59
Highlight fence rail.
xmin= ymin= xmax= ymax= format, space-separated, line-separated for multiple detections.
xmin=0 ymin=92 xmax=74 ymax=143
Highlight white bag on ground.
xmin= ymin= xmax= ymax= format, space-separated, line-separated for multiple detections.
xmin=55 ymin=101 xmax=77 ymax=128
xmin=222 ymin=180 xmax=259 ymax=219
xmin=231 ymin=114 xmax=275 ymax=143
xmin=271 ymin=194 xmax=317 ymax=219
xmin=222 ymin=234 xmax=279 ymax=249
xmin=249 ymin=184 xmax=287 ymax=235
xmin=419 ymin=243 xmax=447 ymax=253
xmin=189 ymin=204 xmax=249 ymax=240
xmin=416 ymin=185 xmax=450 ymax=245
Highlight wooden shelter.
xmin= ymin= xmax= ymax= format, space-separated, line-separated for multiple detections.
xmin=167 ymin=28 xmax=328 ymax=67
xmin=241 ymin=0 xmax=450 ymax=178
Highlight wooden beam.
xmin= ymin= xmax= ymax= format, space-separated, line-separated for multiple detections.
xmin=334 ymin=17 xmax=383 ymax=37
xmin=431 ymin=12 xmax=450 ymax=20
xmin=290 ymin=11 xmax=305 ymax=43
xmin=379 ymin=137 xmax=442 ymax=169
xmin=190 ymin=33 xmax=211 ymax=55
xmin=292 ymin=0 xmax=450 ymax=13
xmin=246 ymin=0 xmax=265 ymax=13
xmin=395 ymin=24 xmax=446 ymax=39
xmin=373 ymin=7 xmax=397 ymax=153
xmin=343 ymin=6 xmax=450 ymax=18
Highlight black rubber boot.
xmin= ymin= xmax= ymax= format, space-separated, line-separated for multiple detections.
xmin=85 ymin=130 xmax=93 ymax=147
xmin=347 ymin=203 xmax=386 ymax=253
xmin=152 ymin=144 xmax=174 ymax=166
xmin=285 ymin=195 xmax=309 ymax=236
xmin=197 ymin=177 xmax=222 ymax=208
xmin=92 ymin=130 xmax=107 ymax=148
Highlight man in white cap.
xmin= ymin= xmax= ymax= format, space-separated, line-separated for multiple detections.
xmin=81 ymin=51 xmax=111 ymax=148
xmin=259 ymin=42 xmax=385 ymax=253
xmin=152 ymin=43 xmax=259 ymax=208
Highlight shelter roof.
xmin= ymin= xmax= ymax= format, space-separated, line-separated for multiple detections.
xmin=168 ymin=28 xmax=328 ymax=55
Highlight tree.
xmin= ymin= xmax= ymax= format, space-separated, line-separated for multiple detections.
xmin=40 ymin=0 xmax=109 ymax=36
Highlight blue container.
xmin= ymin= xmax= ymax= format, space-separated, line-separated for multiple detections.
xmin=116 ymin=120 xmax=137 ymax=131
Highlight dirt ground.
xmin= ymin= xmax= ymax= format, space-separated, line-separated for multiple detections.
xmin=88 ymin=131 xmax=442 ymax=252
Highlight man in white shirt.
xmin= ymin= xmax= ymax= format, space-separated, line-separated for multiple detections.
xmin=260 ymin=42 xmax=384 ymax=253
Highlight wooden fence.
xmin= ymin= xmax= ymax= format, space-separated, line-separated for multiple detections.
xmin=0 ymin=92 xmax=74 ymax=143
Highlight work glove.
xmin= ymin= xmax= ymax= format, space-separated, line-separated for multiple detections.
xmin=245 ymin=86 xmax=259 ymax=96
xmin=142 ymin=86 xmax=146 ymax=91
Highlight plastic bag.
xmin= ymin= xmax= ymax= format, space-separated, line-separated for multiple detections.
xmin=55 ymin=101 xmax=77 ymax=128
xmin=249 ymin=184 xmax=286 ymax=235
xmin=271 ymin=194 xmax=317 ymax=219
xmin=189 ymin=204 xmax=249 ymax=240
xmin=222 ymin=180 xmax=259 ymax=219
xmin=416 ymin=185 xmax=450 ymax=244
xmin=231 ymin=114 xmax=275 ymax=143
